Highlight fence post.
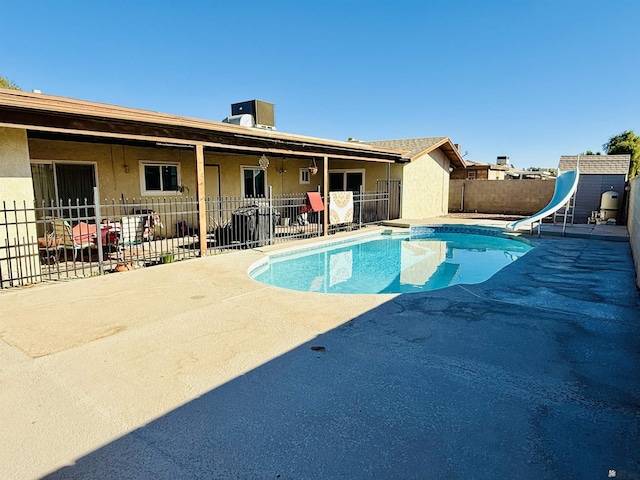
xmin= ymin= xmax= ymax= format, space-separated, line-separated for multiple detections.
xmin=316 ymin=185 xmax=322 ymax=236
xmin=93 ymin=187 xmax=105 ymax=276
xmin=359 ymin=185 xmax=363 ymax=228
xmin=268 ymin=185 xmax=273 ymax=245
xmin=386 ymin=181 xmax=390 ymax=221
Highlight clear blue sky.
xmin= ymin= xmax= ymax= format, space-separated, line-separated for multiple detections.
xmin=2 ymin=0 xmax=638 ymax=169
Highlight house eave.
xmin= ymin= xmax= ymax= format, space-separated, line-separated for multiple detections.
xmin=0 ymin=88 xmax=403 ymax=163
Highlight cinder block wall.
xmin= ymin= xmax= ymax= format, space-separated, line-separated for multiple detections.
xmin=628 ymin=176 xmax=640 ymax=289
xmin=449 ymin=179 xmax=556 ymax=215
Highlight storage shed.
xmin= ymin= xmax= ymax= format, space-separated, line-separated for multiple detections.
xmin=558 ymin=155 xmax=631 ymax=223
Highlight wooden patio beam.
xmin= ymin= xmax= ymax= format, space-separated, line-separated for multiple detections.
xmin=195 ymin=144 xmax=207 ymax=257
xmin=1 ymin=121 xmax=397 ymax=163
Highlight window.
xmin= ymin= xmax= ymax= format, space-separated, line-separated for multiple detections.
xmin=242 ymin=166 xmax=266 ymax=197
xmin=299 ymin=168 xmax=310 ymax=184
xmin=328 ymin=169 xmax=365 ymax=193
xmin=31 ymin=161 xmax=97 ymax=217
xmin=140 ymin=162 xmax=180 ymax=195
xmin=467 ymin=170 xmax=477 ymax=180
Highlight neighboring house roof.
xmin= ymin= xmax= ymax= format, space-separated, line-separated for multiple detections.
xmin=558 ymin=155 xmax=631 ymax=175
xmin=463 ymin=160 xmax=510 ymax=171
xmin=363 ymin=137 xmax=466 ymax=168
xmin=0 ymin=88 xmax=403 ymax=163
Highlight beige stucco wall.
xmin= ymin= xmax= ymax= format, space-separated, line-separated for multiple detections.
xmin=400 ymin=150 xmax=450 ymax=219
xmin=25 ymin=139 xmax=404 ymax=237
xmin=0 ymin=127 xmax=33 ymax=202
xmin=28 ymin=138 xmax=402 ymax=200
xmin=0 ymin=127 xmax=40 ymax=284
xmin=209 ymin=153 xmax=327 ymax=197
xmin=28 ymin=139 xmax=200 ymax=201
xmin=628 ymin=176 xmax=640 ymax=289
xmin=449 ymin=178 xmax=556 ymax=214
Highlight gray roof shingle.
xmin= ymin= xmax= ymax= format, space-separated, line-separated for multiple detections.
xmin=364 ymin=137 xmax=448 ymax=159
xmin=559 ymin=155 xmax=630 ymax=175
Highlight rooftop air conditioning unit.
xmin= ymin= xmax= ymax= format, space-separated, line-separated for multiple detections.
xmin=231 ymin=100 xmax=276 ymax=130
xmin=497 ymin=156 xmax=509 ymax=165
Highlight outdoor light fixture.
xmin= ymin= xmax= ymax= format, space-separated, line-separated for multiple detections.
xmin=259 ymin=154 xmax=270 ymax=170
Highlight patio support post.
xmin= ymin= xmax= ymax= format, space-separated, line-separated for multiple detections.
xmin=195 ymin=143 xmax=207 ymax=257
xmin=323 ymin=155 xmax=329 ymax=237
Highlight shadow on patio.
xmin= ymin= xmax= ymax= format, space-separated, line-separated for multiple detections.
xmin=42 ymin=238 xmax=640 ymax=480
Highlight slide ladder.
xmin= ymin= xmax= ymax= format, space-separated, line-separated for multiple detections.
xmin=552 ymin=189 xmax=577 ymax=229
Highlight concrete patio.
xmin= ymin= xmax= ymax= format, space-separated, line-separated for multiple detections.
xmin=0 ymin=222 xmax=638 ymax=479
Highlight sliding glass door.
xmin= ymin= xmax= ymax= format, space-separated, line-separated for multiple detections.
xmin=31 ymin=162 xmax=96 ymax=218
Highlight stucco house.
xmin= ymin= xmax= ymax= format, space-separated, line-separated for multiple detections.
xmin=0 ymin=88 xmax=466 ymax=287
xmin=363 ymin=137 xmax=466 ymax=218
xmin=0 ymin=88 xmax=465 ymax=224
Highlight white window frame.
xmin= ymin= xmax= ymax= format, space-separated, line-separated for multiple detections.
xmin=467 ymin=170 xmax=477 ymax=180
xmin=241 ymin=165 xmax=268 ymax=198
xmin=328 ymin=168 xmax=366 ymax=192
xmin=299 ymin=168 xmax=310 ymax=184
xmin=139 ymin=161 xmax=182 ymax=196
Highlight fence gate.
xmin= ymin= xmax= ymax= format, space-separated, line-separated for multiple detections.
xmin=376 ymin=179 xmax=401 ymax=220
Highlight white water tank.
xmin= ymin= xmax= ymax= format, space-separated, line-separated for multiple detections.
xmin=600 ymin=190 xmax=619 ymax=220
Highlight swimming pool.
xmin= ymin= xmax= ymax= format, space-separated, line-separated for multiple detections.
xmin=249 ymin=227 xmax=533 ymax=294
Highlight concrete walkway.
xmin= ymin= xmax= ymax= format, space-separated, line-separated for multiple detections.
xmin=0 ymin=225 xmax=638 ymax=479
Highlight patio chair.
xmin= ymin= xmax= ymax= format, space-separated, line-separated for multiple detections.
xmin=37 ymin=220 xmax=62 ymax=264
xmin=52 ymin=218 xmax=95 ymax=261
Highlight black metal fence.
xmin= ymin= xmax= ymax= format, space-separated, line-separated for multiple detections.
xmin=1 ymin=186 xmax=396 ymax=289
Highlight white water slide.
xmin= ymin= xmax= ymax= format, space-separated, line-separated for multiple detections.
xmin=505 ymin=169 xmax=580 ymax=233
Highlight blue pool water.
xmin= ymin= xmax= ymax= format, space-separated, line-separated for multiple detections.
xmin=250 ymin=231 xmax=533 ymax=294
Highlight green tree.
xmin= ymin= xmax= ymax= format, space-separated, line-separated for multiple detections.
xmin=0 ymin=75 xmax=20 ymax=90
xmin=580 ymin=150 xmax=601 ymax=155
xmin=603 ymin=130 xmax=640 ymax=177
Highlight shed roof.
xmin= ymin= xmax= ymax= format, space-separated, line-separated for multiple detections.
xmin=363 ymin=137 xmax=466 ymax=168
xmin=559 ymin=155 xmax=631 ymax=175
xmin=0 ymin=88 xmax=403 ymax=163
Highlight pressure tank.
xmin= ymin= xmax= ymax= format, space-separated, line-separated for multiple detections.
xmin=600 ymin=190 xmax=619 ymax=221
